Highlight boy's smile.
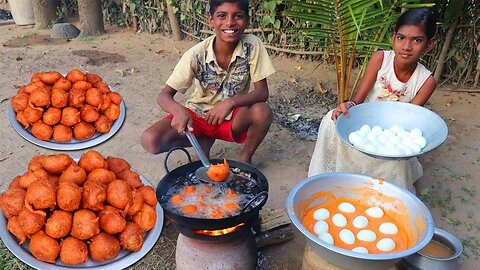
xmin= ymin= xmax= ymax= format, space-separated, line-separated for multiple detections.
xmin=209 ymin=2 xmax=248 ymax=45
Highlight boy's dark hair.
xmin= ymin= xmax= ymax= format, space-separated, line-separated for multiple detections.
xmin=395 ymin=8 xmax=436 ymax=40
xmin=209 ymin=0 xmax=249 ymax=17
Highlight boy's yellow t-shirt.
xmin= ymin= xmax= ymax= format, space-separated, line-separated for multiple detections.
xmin=166 ymin=34 xmax=275 ymax=120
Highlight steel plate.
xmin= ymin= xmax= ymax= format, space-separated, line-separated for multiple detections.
xmin=8 ymin=82 xmax=126 ymax=151
xmin=335 ymin=101 xmax=448 ymax=160
xmin=0 ymin=157 xmax=164 ymax=270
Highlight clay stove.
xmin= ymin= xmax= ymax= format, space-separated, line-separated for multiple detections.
xmin=175 ymin=221 xmax=258 ymax=270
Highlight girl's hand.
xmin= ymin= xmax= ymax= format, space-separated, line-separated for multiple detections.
xmin=205 ymin=99 xmax=235 ymax=125
xmin=171 ymin=108 xmax=193 ymax=135
xmin=331 ymin=101 xmax=356 ymax=123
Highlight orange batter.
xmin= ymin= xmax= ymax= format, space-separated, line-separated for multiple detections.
xmin=302 ymin=196 xmax=413 ymax=254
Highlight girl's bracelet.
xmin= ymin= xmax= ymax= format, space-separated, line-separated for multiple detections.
xmin=346 ymin=101 xmax=356 ymax=107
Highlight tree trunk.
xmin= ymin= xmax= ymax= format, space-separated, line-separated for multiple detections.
xmin=166 ymin=0 xmax=181 ymax=41
xmin=32 ymin=0 xmax=58 ymax=29
xmin=78 ymin=0 xmax=104 ymax=36
xmin=433 ymin=0 xmax=465 ymax=83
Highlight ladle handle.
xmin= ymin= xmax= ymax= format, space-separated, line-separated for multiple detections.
xmin=185 ymin=130 xmax=211 ymax=168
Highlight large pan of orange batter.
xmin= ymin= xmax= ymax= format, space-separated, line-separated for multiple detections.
xmin=286 ymin=172 xmax=434 ymax=270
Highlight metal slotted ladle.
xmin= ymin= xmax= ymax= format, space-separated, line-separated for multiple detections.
xmin=185 ymin=130 xmax=233 ymax=183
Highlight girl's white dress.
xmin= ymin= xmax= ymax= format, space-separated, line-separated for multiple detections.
xmin=308 ymin=51 xmax=433 ymax=191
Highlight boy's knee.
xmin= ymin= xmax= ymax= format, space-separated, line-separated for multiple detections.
xmin=140 ymin=130 xmax=158 ymax=154
xmin=250 ymin=103 xmax=273 ymax=123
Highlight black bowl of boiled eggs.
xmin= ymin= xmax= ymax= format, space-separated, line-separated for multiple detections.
xmin=336 ymin=101 xmax=448 ymax=160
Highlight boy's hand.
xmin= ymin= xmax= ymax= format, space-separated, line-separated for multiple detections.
xmin=206 ymin=99 xmax=235 ymax=125
xmin=171 ymin=108 xmax=193 ymax=134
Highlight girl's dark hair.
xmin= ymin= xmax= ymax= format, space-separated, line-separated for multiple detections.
xmin=395 ymin=8 xmax=436 ymax=40
xmin=209 ymin=0 xmax=249 ymax=17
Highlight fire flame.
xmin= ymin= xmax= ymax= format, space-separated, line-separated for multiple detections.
xmin=193 ymin=223 xmax=246 ymax=236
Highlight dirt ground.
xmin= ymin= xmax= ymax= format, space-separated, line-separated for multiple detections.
xmin=0 ymin=14 xmax=479 ymax=270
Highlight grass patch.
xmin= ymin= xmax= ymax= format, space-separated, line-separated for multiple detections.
xmin=77 ymin=35 xmax=95 ymax=41
xmin=0 ymin=240 xmax=31 ymax=270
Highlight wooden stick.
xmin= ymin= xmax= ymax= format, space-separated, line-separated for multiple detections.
xmin=255 ymin=226 xmax=294 ymax=248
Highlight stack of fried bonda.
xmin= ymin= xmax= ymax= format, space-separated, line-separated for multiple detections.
xmin=11 ymin=70 xmax=122 ymax=142
xmin=0 ymin=151 xmax=157 ymax=264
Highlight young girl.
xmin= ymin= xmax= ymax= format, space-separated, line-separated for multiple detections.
xmin=308 ymin=8 xmax=437 ymax=191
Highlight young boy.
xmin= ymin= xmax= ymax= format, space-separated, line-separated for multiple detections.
xmin=140 ymin=0 xmax=275 ymax=164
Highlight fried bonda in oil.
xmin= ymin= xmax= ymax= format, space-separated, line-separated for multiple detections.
xmin=71 ymin=209 xmax=99 ymax=240
xmin=99 ymin=94 xmax=111 ymax=111
xmin=0 ymin=188 xmax=26 ymax=218
xmin=139 ymin=186 xmax=158 ymax=208
xmin=132 ymin=204 xmax=156 ymax=231
xmin=18 ymin=207 xmax=46 ymax=235
xmin=119 ymin=222 xmax=144 ymax=251
xmin=89 ymin=233 xmax=120 ymax=262
xmin=86 ymin=168 xmax=115 ymax=185
xmin=94 ymin=81 xmax=111 ymax=94
xmin=206 ymin=159 xmax=230 ymax=182
xmin=117 ymin=170 xmax=144 ymax=190
xmin=94 ymin=115 xmax=112 ymax=134
xmin=98 ymin=205 xmax=126 ymax=234
xmin=53 ymin=124 xmax=73 ymax=142
xmin=57 ymin=182 xmax=82 ymax=211
xmin=7 ymin=216 xmax=28 ymax=245
xmin=107 ymin=92 xmax=122 ymax=105
xmin=31 ymin=120 xmax=53 ymax=141
xmin=19 ymin=169 xmax=48 ymax=189
xmin=60 ymin=237 xmax=88 ymax=264
xmin=78 ymin=150 xmax=108 ymax=173
xmin=82 ymin=180 xmax=106 ymax=211
xmin=107 ymin=180 xmax=132 ymax=209
xmin=71 ymin=81 xmax=92 ymax=92
xmin=86 ymin=73 xmax=102 ymax=84
xmin=45 ymin=210 xmax=72 ymax=238
xmin=29 ymin=230 xmax=60 ymax=263
xmin=106 ymin=156 xmax=130 ymax=175
xmin=25 ymin=180 xmax=56 ymax=212
xmin=73 ymin=121 xmax=95 ymax=140
xmin=41 ymin=154 xmax=74 ymax=175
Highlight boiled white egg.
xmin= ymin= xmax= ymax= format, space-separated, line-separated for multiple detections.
xmin=410 ymin=128 xmax=422 ymax=138
xmin=408 ymin=143 xmax=422 ymax=154
xmin=349 ymin=132 xmax=360 ymax=145
xmin=353 ymin=136 xmax=367 ymax=150
xmin=314 ymin=220 xmax=329 ymax=235
xmin=397 ymin=130 xmax=410 ymax=139
xmin=366 ymin=132 xmax=378 ymax=143
xmin=338 ymin=202 xmax=356 ymax=213
xmin=377 ymin=134 xmax=389 ymax=144
xmin=379 ymin=222 xmax=399 ymax=235
xmin=389 ymin=136 xmax=401 ymax=145
xmin=319 ymin=233 xmax=334 ymax=245
xmin=357 ymin=230 xmax=377 ymax=242
xmin=364 ymin=144 xmax=378 ymax=153
xmin=371 ymin=125 xmax=383 ymax=134
xmin=352 ymin=215 xmax=369 ymax=229
xmin=332 ymin=213 xmax=347 ymax=227
xmin=376 ymin=238 xmax=396 ymax=252
xmin=383 ymin=129 xmax=395 ymax=138
xmin=360 ymin=125 xmax=371 ymax=134
xmin=365 ymin=207 xmax=384 ymax=218
xmin=339 ymin=229 xmax=356 ymax=245
xmin=414 ymin=136 xmax=427 ymax=148
xmin=352 ymin=247 xmax=369 ymax=254
xmin=313 ymin=208 xmax=330 ymax=220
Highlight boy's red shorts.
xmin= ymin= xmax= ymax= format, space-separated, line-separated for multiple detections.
xmin=166 ymin=107 xmax=247 ymax=144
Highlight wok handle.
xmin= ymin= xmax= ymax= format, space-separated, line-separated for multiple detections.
xmin=164 ymin=147 xmax=192 ymax=173
xmin=242 ymin=191 xmax=268 ymax=214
